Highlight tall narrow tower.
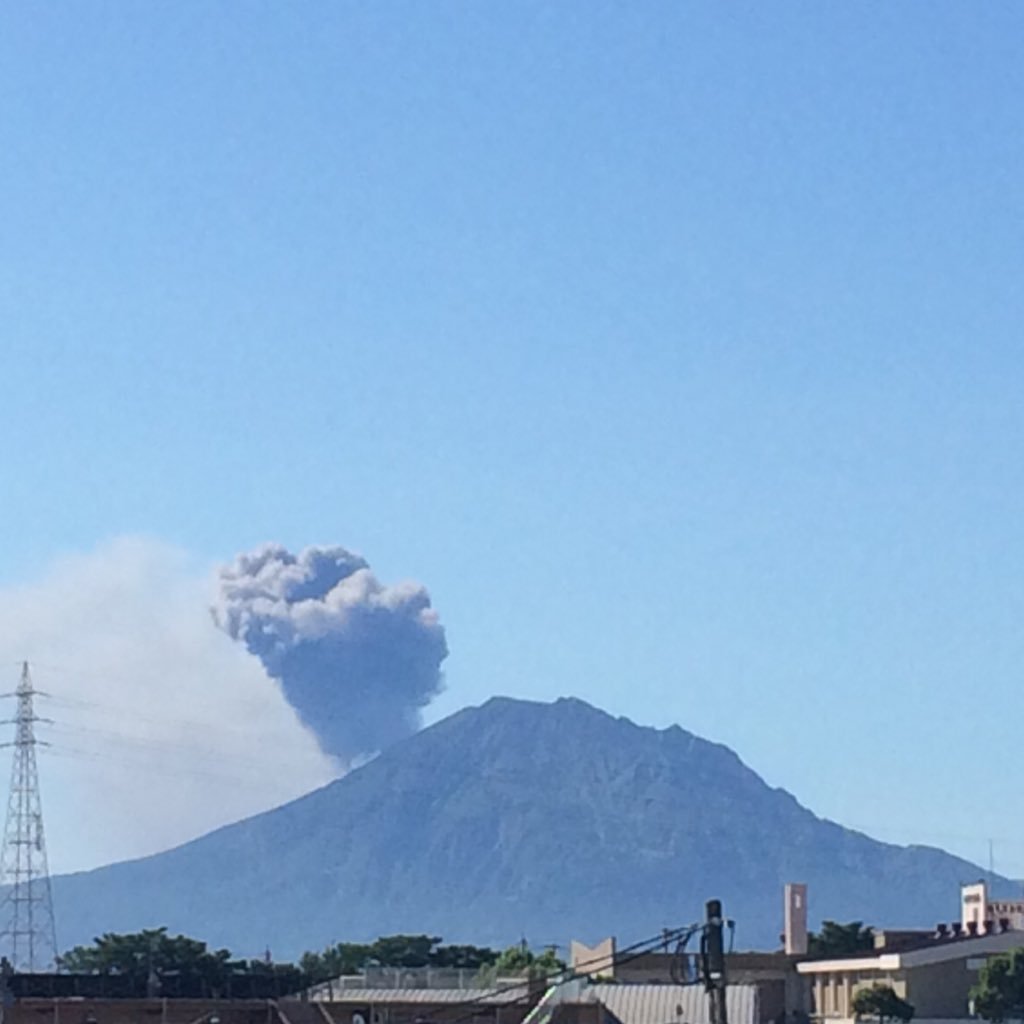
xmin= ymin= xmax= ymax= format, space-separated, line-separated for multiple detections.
xmin=0 ymin=662 xmax=58 ymax=971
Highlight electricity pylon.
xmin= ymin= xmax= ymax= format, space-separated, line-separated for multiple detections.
xmin=0 ymin=662 xmax=58 ymax=971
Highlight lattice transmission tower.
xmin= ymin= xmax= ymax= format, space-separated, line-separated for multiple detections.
xmin=0 ymin=662 xmax=58 ymax=971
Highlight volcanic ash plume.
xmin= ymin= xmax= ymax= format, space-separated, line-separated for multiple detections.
xmin=212 ymin=544 xmax=448 ymax=763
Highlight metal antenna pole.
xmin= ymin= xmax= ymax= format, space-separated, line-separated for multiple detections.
xmin=0 ymin=662 xmax=58 ymax=971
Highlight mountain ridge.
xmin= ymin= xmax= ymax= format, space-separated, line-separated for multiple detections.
xmin=50 ymin=695 xmax=997 ymax=957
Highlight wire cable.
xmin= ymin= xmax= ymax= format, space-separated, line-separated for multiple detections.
xmin=374 ymin=924 xmax=706 ymax=1024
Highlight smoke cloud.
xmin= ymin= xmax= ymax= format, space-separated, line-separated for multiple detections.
xmin=212 ymin=544 xmax=448 ymax=763
xmin=0 ymin=537 xmax=335 ymax=875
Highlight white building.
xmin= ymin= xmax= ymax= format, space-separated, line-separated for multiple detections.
xmin=961 ymin=880 xmax=1024 ymax=934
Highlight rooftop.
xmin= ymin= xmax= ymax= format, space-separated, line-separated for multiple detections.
xmin=797 ymin=929 xmax=1024 ymax=974
xmin=576 ymin=983 xmax=759 ymax=1024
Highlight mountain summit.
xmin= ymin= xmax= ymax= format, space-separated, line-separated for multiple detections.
xmin=52 ymin=696 xmax=985 ymax=956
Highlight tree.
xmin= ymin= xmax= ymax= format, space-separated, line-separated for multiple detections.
xmin=531 ymin=948 xmax=565 ymax=974
xmin=494 ymin=943 xmax=533 ymax=974
xmin=59 ymin=929 xmax=234 ymax=996
xmin=808 ymin=921 xmax=875 ymax=957
xmin=299 ymin=950 xmax=331 ymax=984
xmin=851 ymin=985 xmax=914 ymax=1023
xmin=368 ymin=935 xmax=441 ymax=968
xmin=493 ymin=942 xmax=566 ymax=978
xmin=59 ymin=929 xmax=303 ymax=998
xmin=430 ymin=944 xmax=501 ymax=969
xmin=971 ymin=947 xmax=1024 ymax=1021
xmin=60 ymin=929 xmax=231 ymax=980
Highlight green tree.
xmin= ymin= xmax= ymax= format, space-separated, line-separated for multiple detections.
xmin=300 ymin=942 xmax=373 ymax=983
xmin=494 ymin=943 xmax=533 ymax=974
xmin=971 ymin=947 xmax=1024 ymax=1021
xmin=59 ymin=929 xmax=234 ymax=995
xmin=808 ymin=921 xmax=875 ymax=957
xmin=532 ymin=948 xmax=565 ymax=974
xmin=299 ymin=950 xmax=330 ymax=984
xmin=430 ymin=943 xmax=500 ymax=969
xmin=851 ymin=985 xmax=914 ymax=1023
xmin=493 ymin=943 xmax=565 ymax=978
xmin=368 ymin=935 xmax=441 ymax=968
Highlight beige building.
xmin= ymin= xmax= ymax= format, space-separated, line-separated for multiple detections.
xmin=797 ymin=928 xmax=1024 ymax=1023
xmin=961 ymin=881 xmax=1024 ymax=934
xmin=0 ymin=999 xmax=288 ymax=1024
xmin=569 ymin=943 xmax=807 ymax=1023
xmin=569 ymin=884 xmax=811 ymax=1024
xmin=306 ymin=985 xmax=536 ymax=1024
xmin=551 ymin=983 xmax=760 ymax=1024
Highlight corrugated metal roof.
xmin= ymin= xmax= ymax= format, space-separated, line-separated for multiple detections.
xmin=583 ymin=984 xmax=759 ymax=1024
xmin=312 ymin=987 xmax=532 ymax=1006
xmin=310 ymin=981 xmax=758 ymax=1024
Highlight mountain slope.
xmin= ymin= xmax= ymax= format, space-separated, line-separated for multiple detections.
xmin=51 ymin=697 xmax=990 ymax=956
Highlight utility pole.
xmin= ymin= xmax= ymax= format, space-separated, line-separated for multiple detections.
xmin=0 ymin=663 xmax=58 ymax=972
xmin=703 ymin=899 xmax=728 ymax=1024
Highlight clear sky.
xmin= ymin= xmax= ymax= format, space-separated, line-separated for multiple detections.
xmin=2 ymin=3 xmax=1024 ymax=883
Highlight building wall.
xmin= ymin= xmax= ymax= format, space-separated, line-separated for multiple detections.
xmin=904 ymin=959 xmax=978 ymax=1019
xmin=321 ymin=1001 xmax=533 ymax=1024
xmin=958 ymin=883 xmax=1024 ymax=936
xmin=569 ymin=940 xmax=616 ymax=979
xmin=605 ymin=952 xmax=806 ymax=1023
xmin=549 ymin=1005 xmax=602 ymax=1024
xmin=0 ymin=996 xmax=534 ymax=1024
xmin=987 ymin=901 xmax=1024 ymax=932
xmin=809 ymin=970 xmax=906 ymax=1019
xmin=2 ymin=999 xmax=282 ymax=1024
xmin=872 ymin=931 xmax=933 ymax=952
xmin=614 ymin=953 xmax=793 ymax=983
xmin=784 ymin=886 xmax=808 ymax=957
xmin=807 ymin=954 xmax=989 ymax=1021
xmin=962 ymin=883 xmax=988 ymax=930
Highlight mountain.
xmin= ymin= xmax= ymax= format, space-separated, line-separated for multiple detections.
xmin=50 ymin=696 xmax=994 ymax=957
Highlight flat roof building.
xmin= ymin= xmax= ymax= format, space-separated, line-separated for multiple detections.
xmin=797 ymin=929 xmax=1024 ymax=1023
xmin=961 ymin=881 xmax=1024 ymax=934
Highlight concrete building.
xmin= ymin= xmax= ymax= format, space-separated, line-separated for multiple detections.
xmin=305 ymin=987 xmax=535 ymax=1024
xmin=568 ymin=886 xmax=811 ymax=1024
xmin=12 ymin=879 xmax=1024 ymax=1024
xmin=784 ymin=885 xmax=808 ymax=957
xmin=0 ymin=999 xmax=289 ymax=1024
xmin=568 ymin=946 xmax=804 ymax=1024
xmin=961 ymin=881 xmax=1024 ymax=934
xmin=797 ymin=928 xmax=1024 ymax=1024
xmin=548 ymin=982 xmax=761 ymax=1024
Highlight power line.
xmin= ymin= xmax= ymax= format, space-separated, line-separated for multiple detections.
xmin=40 ymin=724 xmax=334 ymax=787
xmin=382 ymin=924 xmax=707 ymax=1024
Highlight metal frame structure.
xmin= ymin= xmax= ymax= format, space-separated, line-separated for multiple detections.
xmin=0 ymin=662 xmax=58 ymax=971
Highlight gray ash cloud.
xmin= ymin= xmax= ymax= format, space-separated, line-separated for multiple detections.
xmin=212 ymin=544 xmax=447 ymax=763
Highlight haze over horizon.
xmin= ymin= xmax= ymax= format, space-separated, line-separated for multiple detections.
xmin=3 ymin=4 xmax=1024 ymax=878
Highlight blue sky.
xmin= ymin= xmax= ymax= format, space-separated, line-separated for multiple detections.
xmin=2 ymin=3 xmax=1024 ymax=881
